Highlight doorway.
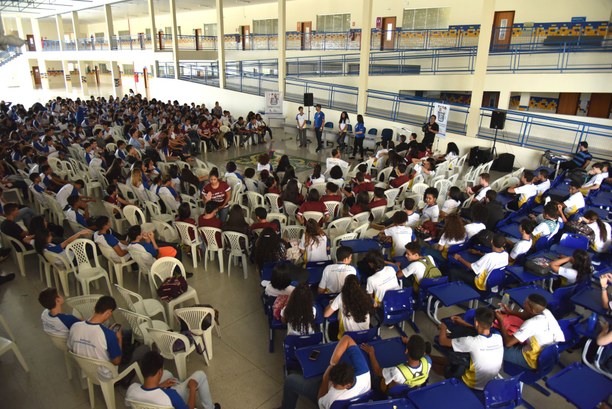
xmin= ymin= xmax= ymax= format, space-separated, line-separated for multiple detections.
xmin=143 ymin=67 xmax=149 ymax=89
xmin=380 ymin=17 xmax=396 ymax=50
xmin=32 ymin=66 xmax=42 ymax=87
xmin=240 ymin=25 xmax=251 ymax=50
xmin=557 ymin=93 xmax=580 ymax=115
xmin=491 ymin=11 xmax=515 ymax=51
xmin=94 ymin=66 xmax=100 ymax=86
xmin=300 ymin=21 xmax=312 ymax=50
xmin=26 ymin=35 xmax=36 ymax=51
xmin=483 ymin=91 xmax=500 ymax=108
xmin=587 ymin=93 xmax=612 ymax=118
xmin=195 ymin=28 xmax=201 ymax=50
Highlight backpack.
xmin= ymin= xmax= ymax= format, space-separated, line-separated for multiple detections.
xmin=524 ymin=257 xmax=550 ymax=276
xmin=472 ymin=229 xmax=494 ymax=247
xmin=418 ymin=257 xmax=442 ymax=280
xmin=565 ymin=221 xmax=595 ymax=244
xmin=272 ymin=295 xmax=289 ymax=321
xmin=157 ymin=276 xmax=188 ymax=302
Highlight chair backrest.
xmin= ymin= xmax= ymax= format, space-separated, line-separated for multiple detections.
xmin=382 ymin=288 xmax=414 ymax=317
xmin=411 ymin=183 xmax=429 ymax=197
xmin=265 ymin=193 xmax=282 ymax=213
xmin=351 ymin=212 xmax=370 ymax=226
xmin=378 ymin=167 xmax=393 ymax=184
xmin=123 ymin=205 xmax=146 ymax=225
xmin=65 ymin=294 xmax=103 ymax=320
xmin=533 ymin=344 xmax=560 ymax=379
xmin=222 ymin=231 xmax=249 ymax=254
xmin=245 ymin=191 xmax=265 ymax=210
xmin=484 ymin=267 xmax=506 ymax=293
xmin=175 ymin=221 xmax=199 ymax=245
xmin=174 ymin=306 xmax=216 ymax=334
xmin=128 ymin=245 xmax=156 ymax=273
xmin=309 ymin=183 xmax=327 ymax=196
xmin=47 ymin=333 xmax=69 ymax=352
xmin=282 ymin=225 xmax=305 ymax=241
xmin=267 ymin=213 xmax=288 ymax=228
xmin=343 ymin=327 xmax=379 ymax=344
xmin=283 ymin=332 xmax=323 ymax=373
xmin=328 ymin=217 xmax=352 ymax=238
xmin=198 ymin=226 xmax=223 ymax=250
xmin=324 ymin=201 xmax=341 ymax=220
xmin=371 ymin=206 xmax=386 ymax=223
xmin=114 ymin=283 xmax=143 ymax=311
xmin=66 ymin=239 xmax=101 ymax=271
xmin=126 ymin=399 xmax=173 ymax=409
xmin=150 ymin=257 xmax=187 ymax=289
xmin=303 ymin=211 xmax=324 ymax=223
xmin=4 ymin=233 xmax=28 ymax=253
xmin=384 ymin=188 xmax=400 ymax=207
xmin=117 ymin=308 xmax=153 ymax=344
xmin=284 ymin=201 xmax=299 ymax=220
xmin=70 ymin=351 xmax=119 ymax=384
xmin=353 ymin=223 xmax=369 ymax=238
xmin=558 ymin=233 xmax=589 ymax=251
xmin=483 ymin=376 xmax=522 ymax=408
xmin=146 ymin=328 xmax=190 ymax=359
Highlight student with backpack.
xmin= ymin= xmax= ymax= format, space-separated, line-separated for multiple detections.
xmin=397 ymin=242 xmax=442 ymax=289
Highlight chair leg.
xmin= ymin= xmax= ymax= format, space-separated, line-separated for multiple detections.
xmin=86 ymin=379 xmax=95 ymax=409
xmin=99 ymin=381 xmax=116 ymax=409
xmin=217 ymin=250 xmax=224 ymax=273
xmin=64 ymin=351 xmax=72 ymax=380
xmin=17 ymin=254 xmax=26 ymax=277
xmin=203 ymin=330 xmax=213 ymax=361
xmin=269 ymin=328 xmax=274 ymax=353
xmin=226 ymin=255 xmax=232 ymax=277
xmin=114 ymin=265 xmax=123 ymax=288
xmin=175 ymin=355 xmax=187 ymax=381
xmin=242 ymin=255 xmax=248 ymax=279
xmin=104 ymin=276 xmax=112 ymax=294
xmin=58 ymin=272 xmax=70 ymax=297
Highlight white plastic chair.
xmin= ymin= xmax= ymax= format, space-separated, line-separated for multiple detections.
xmin=265 ymin=193 xmax=282 ymax=213
xmin=323 ymin=201 xmax=341 ymax=221
xmin=327 ymin=217 xmax=352 ymax=240
xmin=378 ymin=167 xmax=393 ymax=185
xmin=331 ymin=233 xmax=357 ymax=261
xmin=383 ymin=188 xmax=400 ymax=209
xmin=0 ymin=315 xmax=29 ymax=372
xmin=127 ymin=246 xmax=156 ymax=295
xmin=150 ymin=257 xmax=200 ymax=328
xmin=351 ymin=212 xmax=370 ymax=229
xmin=71 ymin=351 xmax=143 ymax=409
xmin=434 ymin=180 xmax=453 ymax=205
xmin=114 ymin=284 xmax=168 ymax=324
xmin=123 ymin=204 xmax=155 ymax=232
xmin=221 ymin=231 xmax=250 ymax=279
xmin=282 ymin=225 xmax=305 ymax=242
xmin=302 ymin=211 xmax=324 ymax=224
xmin=175 ymin=306 xmax=221 ymax=362
xmin=65 ymin=294 xmax=103 ymax=320
xmin=244 ymin=191 xmax=265 ymax=211
xmin=284 ymin=201 xmax=299 ymax=225
xmin=145 ymin=201 xmax=174 ymax=223
xmin=174 ymin=221 xmax=202 ymax=270
xmin=198 ymin=226 xmax=224 ymax=273
xmin=309 ymin=183 xmax=327 ymax=196
xmin=126 ymin=399 xmax=173 ymax=409
xmin=117 ymin=308 xmax=169 ymax=347
xmin=353 ymin=223 xmax=369 ymax=238
xmin=151 ymin=220 xmax=179 ymax=243
xmin=411 ymin=183 xmax=429 ymax=199
xmin=65 ymin=239 xmax=112 ymax=295
xmin=147 ymin=328 xmax=204 ymax=380
xmin=370 ymin=206 xmax=386 ymax=223
xmin=102 ymin=201 xmax=128 ymax=234
xmin=44 ymin=251 xmax=77 ymax=297
xmin=98 ymin=243 xmax=136 ymax=289
xmin=267 ymin=213 xmax=287 ymax=231
xmin=47 ymin=333 xmax=73 ymax=379
xmin=2 ymin=234 xmax=36 ymax=277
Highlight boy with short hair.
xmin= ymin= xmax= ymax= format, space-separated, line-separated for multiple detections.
xmin=532 ymin=202 xmax=561 ymax=242
xmin=561 ymin=180 xmax=585 ymax=217
xmin=467 ymin=173 xmax=491 ymax=203
xmin=451 ymin=234 xmax=509 ymax=291
xmin=509 ymin=219 xmax=536 ymax=263
xmin=38 ymin=287 xmax=80 ymax=337
xmin=250 ymin=207 xmax=280 ymax=233
xmin=318 ymin=246 xmax=356 ymax=294
xmin=534 ymin=169 xmax=550 ymax=202
xmin=321 ymin=182 xmax=342 ymax=202
xmin=397 ymin=242 xmax=441 ymax=288
xmin=382 ymin=211 xmax=413 ymax=257
xmin=420 ymin=188 xmax=440 ymax=223
xmin=390 ymin=163 xmax=410 ymax=188
xmin=507 ymin=170 xmax=537 ymax=210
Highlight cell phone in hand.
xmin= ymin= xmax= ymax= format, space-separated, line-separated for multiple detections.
xmin=308 ymin=350 xmax=320 ymax=361
xmin=110 ymin=323 xmax=122 ymax=333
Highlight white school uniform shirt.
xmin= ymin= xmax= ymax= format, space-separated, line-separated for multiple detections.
xmin=563 ymin=192 xmax=585 ymax=216
xmin=438 ymin=233 xmax=466 ymax=248
xmin=299 ymin=234 xmax=330 ymax=262
xmin=452 ymin=332 xmax=504 ymax=390
xmin=330 ymin=295 xmax=370 ymax=333
xmin=556 ymin=263 xmax=579 ymax=285
xmin=533 ymin=219 xmax=558 ymax=239
xmin=588 ymin=221 xmax=612 ymax=253
xmin=366 ymin=266 xmax=400 ymax=305
xmin=326 ymin=157 xmax=349 ymax=172
xmin=319 ymin=264 xmax=357 ymax=293
xmin=421 ymin=204 xmax=439 ymax=223
xmin=471 ymin=251 xmax=509 ymax=291
xmin=40 ymin=310 xmax=79 ymax=337
xmin=513 ymin=308 xmax=565 ymax=368
xmin=407 ymin=212 xmax=420 ymax=228
xmin=56 ymin=184 xmax=78 ymax=209
xmin=510 ymin=239 xmax=532 ymax=260
xmin=318 ymin=346 xmax=371 ymax=409
xmin=582 ymin=172 xmax=606 ymax=188
xmin=296 ymin=113 xmax=306 ymax=128
xmin=465 ymin=223 xmax=486 ymax=239
xmin=514 ymin=183 xmax=538 ymax=207
xmin=400 ymin=255 xmax=436 ymax=282
xmin=475 ymin=186 xmax=491 ymax=202
xmin=441 ymin=199 xmax=460 ymax=215
xmin=262 ymin=282 xmax=295 ymax=298
xmin=384 ymin=225 xmax=413 ymax=256
xmin=535 ymin=179 xmax=551 ymax=198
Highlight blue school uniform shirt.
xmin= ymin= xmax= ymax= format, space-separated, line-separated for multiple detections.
xmin=572 ymin=150 xmax=592 ymax=168
xmin=46 ymin=243 xmax=64 ymax=253
xmin=102 ymin=233 xmax=120 ymax=247
xmin=137 ymin=241 xmax=159 ymax=258
xmin=314 ymin=111 xmax=325 ymax=128
xmin=354 ymin=123 xmax=366 ymax=139
xmin=85 ymin=152 xmax=93 ymax=165
xmin=127 ymin=386 xmax=188 ymax=409
xmin=33 ymin=141 xmax=48 ymax=152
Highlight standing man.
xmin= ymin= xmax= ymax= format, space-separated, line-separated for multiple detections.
xmin=314 ymin=104 xmax=325 ymax=152
xmin=296 ymin=106 xmax=307 ymax=148
xmin=422 ymin=114 xmax=439 ymax=149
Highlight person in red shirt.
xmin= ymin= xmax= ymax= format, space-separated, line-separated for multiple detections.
xmin=176 ymin=202 xmax=196 ymax=240
xmin=349 ymin=191 xmax=371 ymax=217
xmin=297 ymin=190 xmax=330 ymax=225
xmin=370 ymin=187 xmax=388 ymax=209
xmin=390 ymin=163 xmax=410 ymax=188
xmin=250 ymin=207 xmax=280 ymax=233
xmin=264 ymin=176 xmax=281 ymax=195
xmin=321 ymin=182 xmax=342 ymax=202
xmin=202 ymin=168 xmax=231 ymax=221
xmin=198 ymin=201 xmax=222 ymax=247
xmin=343 ymin=172 xmax=373 ymax=208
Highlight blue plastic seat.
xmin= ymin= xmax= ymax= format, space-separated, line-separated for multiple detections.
xmin=367 ymin=128 xmax=378 ymax=136
xmin=416 ymin=276 xmax=448 ymax=311
xmin=283 ymin=332 xmax=323 ymax=376
xmin=306 ymin=260 xmax=333 ymax=286
xmin=351 ymin=398 xmax=415 ymax=408
xmin=477 ymin=376 xmax=523 ymax=409
xmin=344 ymin=327 xmax=380 ymax=344
xmin=263 ymin=295 xmax=287 ymax=353
xmin=329 ymin=389 xmax=374 ymax=409
xmin=382 ymin=288 xmax=419 ymax=333
xmin=550 ymin=233 xmax=589 ymax=256
xmin=477 ymin=266 xmax=507 ymax=303
xmin=381 ymin=128 xmax=394 ymax=142
xmin=556 ymin=316 xmax=582 ymax=355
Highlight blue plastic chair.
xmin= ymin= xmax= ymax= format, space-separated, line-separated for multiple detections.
xmin=504 ymin=344 xmax=560 ymax=408
xmin=550 ymin=233 xmax=589 ymax=256
xmin=381 ymin=128 xmax=394 ymax=142
xmin=477 ymin=266 xmax=507 ymax=303
xmin=260 ymin=261 xmax=276 ymax=282
xmin=382 ymin=288 xmax=419 ymax=333
xmin=548 ymin=282 xmax=586 ymax=319
xmin=329 ymin=389 xmax=374 ymax=409
xmin=416 ymin=276 xmax=449 ymax=311
xmin=283 ymin=332 xmax=323 ymax=376
xmin=344 ymin=327 xmax=380 ymax=344
xmin=368 ymin=128 xmax=378 ymax=137
xmin=556 ymin=316 xmax=582 ymax=356
xmin=477 ymin=376 xmax=523 ymax=409
xmin=534 ymin=235 xmax=555 ymax=252
xmin=306 ymin=260 xmax=333 ymax=286
xmin=264 ymin=295 xmax=287 ymax=353
xmin=351 ymin=398 xmax=415 ymax=408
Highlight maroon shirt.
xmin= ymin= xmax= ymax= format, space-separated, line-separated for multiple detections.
xmin=353 ymin=182 xmax=374 ymax=194
xmin=198 ymin=216 xmax=222 ymax=246
xmin=370 ymin=198 xmax=387 ymax=209
xmin=390 ymin=174 xmax=410 ymax=188
xmin=250 ymin=221 xmax=280 ymax=233
xmin=203 ymin=181 xmax=231 ymax=207
xmin=298 ymin=201 xmax=329 ymax=217
xmin=321 ymin=194 xmax=342 ymax=202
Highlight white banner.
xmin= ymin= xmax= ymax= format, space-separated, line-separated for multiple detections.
xmin=433 ymin=102 xmax=450 ymax=138
xmin=265 ymin=91 xmax=283 ymax=114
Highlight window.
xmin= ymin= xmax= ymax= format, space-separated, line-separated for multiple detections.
xmin=402 ymin=8 xmax=450 ymax=29
xmin=253 ymin=19 xmax=278 ymax=35
xmin=316 ymin=13 xmax=351 ymax=32
xmin=203 ymin=23 xmax=217 ymax=36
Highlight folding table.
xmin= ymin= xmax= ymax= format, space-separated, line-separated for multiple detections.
xmin=408 ymin=378 xmax=484 ymax=409
xmin=546 ymin=363 xmax=612 ymax=409
xmin=426 ymin=281 xmax=481 ymax=324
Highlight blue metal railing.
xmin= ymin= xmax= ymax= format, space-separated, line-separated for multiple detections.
xmin=370 ymin=27 xmax=480 ymax=51
xmin=0 ymin=46 xmax=22 ymax=66
xmin=157 ymin=62 xmax=175 ymax=78
xmin=178 ymin=61 xmax=220 ymax=86
xmin=365 ymin=89 xmax=470 ymax=135
xmin=478 ymin=108 xmax=612 ymax=160
xmin=41 ymin=39 xmax=61 ymax=51
xmin=76 ymin=37 xmax=108 ymax=50
xmin=285 ymin=77 xmax=358 ymax=112
xmin=111 ymin=34 xmax=152 ymax=51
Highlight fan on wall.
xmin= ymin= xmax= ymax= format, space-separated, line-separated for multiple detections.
xmin=0 ymin=15 xmax=26 ymax=51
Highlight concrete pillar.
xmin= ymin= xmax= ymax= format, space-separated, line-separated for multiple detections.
xmin=78 ymin=61 xmax=89 ymax=93
xmin=216 ymin=0 xmax=226 ymax=88
xmin=62 ymin=60 xmax=73 ymax=93
xmin=277 ymin=0 xmax=286 ymax=95
xmin=465 ymin=0 xmax=495 ymax=137
xmin=37 ymin=59 xmax=50 ymax=89
xmin=519 ymin=92 xmax=531 ymax=111
xmin=110 ymin=61 xmax=123 ymax=97
xmin=168 ymin=0 xmax=180 ymax=79
xmin=104 ymin=4 xmax=115 ymax=50
xmin=147 ymin=0 xmax=157 ymax=50
xmin=15 ymin=17 xmax=25 ymax=39
xmin=72 ymin=12 xmax=81 ymax=51
xmin=56 ymin=15 xmax=65 ymax=51
xmin=357 ymin=0 xmax=373 ymax=114
xmin=31 ymin=17 xmax=42 ymax=52
xmin=497 ymin=90 xmax=511 ymax=110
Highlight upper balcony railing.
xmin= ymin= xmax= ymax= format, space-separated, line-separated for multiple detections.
xmin=41 ymin=39 xmax=61 ymax=51
xmin=0 ymin=46 xmax=22 ymax=66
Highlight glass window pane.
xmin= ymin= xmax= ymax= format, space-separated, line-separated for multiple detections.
xmin=413 ymin=9 xmax=427 ymax=30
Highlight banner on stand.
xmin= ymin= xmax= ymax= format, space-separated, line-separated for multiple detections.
xmin=265 ymin=91 xmax=283 ymax=114
xmin=433 ymin=102 xmax=450 ymax=137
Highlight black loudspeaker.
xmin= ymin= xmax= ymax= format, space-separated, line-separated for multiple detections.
xmin=493 ymin=153 xmax=515 ymax=172
xmin=304 ymin=93 xmax=314 ymax=107
xmin=469 ymin=146 xmax=492 ymax=166
xmin=490 ymin=110 xmax=506 ymax=130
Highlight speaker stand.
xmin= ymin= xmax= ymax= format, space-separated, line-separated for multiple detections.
xmin=491 ymin=127 xmax=499 ymax=160
xmin=307 ymin=106 xmax=311 ymax=122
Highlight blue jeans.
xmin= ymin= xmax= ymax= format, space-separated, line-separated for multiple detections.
xmin=503 ymin=345 xmax=530 ymax=369
xmin=281 ymin=374 xmax=322 ymax=409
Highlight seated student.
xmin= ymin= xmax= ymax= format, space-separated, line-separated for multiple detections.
xmin=433 ymin=213 xmax=467 ymax=259
xmin=560 ymin=141 xmax=592 ymax=171
xmin=483 ymin=190 xmax=505 ymax=230
xmin=281 ymin=282 xmax=317 ymax=336
xmin=464 ymin=204 xmax=488 ymax=240
xmin=321 ymin=182 xmax=342 ymax=203
xmin=1 ymin=202 xmax=35 ymax=249
xmin=250 ymin=207 xmax=280 ymax=234
xmin=305 ymin=164 xmax=325 ymax=187
xmin=262 ymin=263 xmax=295 ymax=297
xmin=507 ymin=170 xmax=537 ymax=210
xmin=126 ymin=350 xmax=220 ymax=409
xmin=412 ymin=158 xmax=436 ymax=179
xmin=366 ymin=251 xmax=401 ymax=307
xmin=343 ymin=172 xmax=374 ymax=205
xmin=534 ymin=169 xmax=551 ymax=203
xmin=225 ymin=161 xmax=243 ymax=181
xmin=56 ymin=180 xmax=95 ymax=210
xmin=242 ymin=168 xmax=258 ymax=192
xmin=34 ymin=228 xmax=92 ymax=267
xmin=281 ymin=179 xmax=304 ymax=206
xmin=397 ymin=242 xmax=441 ymax=289
xmin=420 ymin=187 xmax=440 ymax=223
xmin=348 ymin=191 xmax=371 ymax=218
xmin=176 ymin=202 xmax=196 ymax=225
xmin=440 ymin=186 xmax=462 ymax=218
xmin=279 ymin=335 xmax=370 ymax=409
xmin=327 ymin=165 xmax=346 ymax=188
xmin=549 ymin=249 xmax=591 ymax=286
xmin=198 ymin=201 xmax=221 ymax=229
xmin=158 ymin=176 xmax=181 ymax=213
xmin=466 ymin=173 xmax=491 ymax=203
xmin=94 ymin=216 xmax=131 ymax=262
xmin=433 ymin=308 xmax=504 ymax=391
xmin=326 ymin=149 xmax=350 ymax=173
xmin=381 ymin=211 xmax=413 ymax=257
xmin=369 ymin=187 xmax=387 ymax=209
xmin=581 ymin=162 xmax=606 ymax=194
xmin=451 ymin=234 xmax=509 ymax=291
xmin=558 ymin=180 xmax=586 ymax=219
xmin=532 ymin=202 xmax=561 ymax=243
xmin=361 ymin=334 xmax=431 ymax=393
xmin=394 ymin=134 xmax=411 ymax=153
xmin=371 ymin=198 xmax=419 ymax=230
xmin=64 ymin=195 xmax=93 ymax=228
xmin=297 ymin=190 xmax=329 ymax=225
xmin=105 ymin=184 xmax=132 ymax=210
xmin=389 ymin=163 xmax=411 ymax=188
xmin=580 ymin=210 xmax=612 ymax=253
xmin=324 ymin=275 xmax=372 ymax=339
xmin=508 ymin=219 xmax=536 ymax=264
xmin=299 ymin=219 xmax=330 ymax=263
xmin=318 ymin=246 xmax=356 ymax=294
xmin=38 ymin=287 xmax=80 ymax=338
xmin=127 ymin=225 xmax=179 ymax=260
xmin=264 ymin=175 xmax=281 ymax=195
xmin=496 ymin=293 xmax=565 ymax=370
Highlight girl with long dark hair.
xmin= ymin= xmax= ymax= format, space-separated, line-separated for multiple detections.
xmin=281 ymin=282 xmax=316 ymax=335
xmin=324 ymin=275 xmax=372 ymax=339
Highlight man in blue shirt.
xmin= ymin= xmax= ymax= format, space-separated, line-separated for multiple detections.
xmin=314 ymin=104 xmax=325 ymax=152
xmin=126 ymin=351 xmax=221 ymax=409
xmin=561 ymin=141 xmax=592 ymax=171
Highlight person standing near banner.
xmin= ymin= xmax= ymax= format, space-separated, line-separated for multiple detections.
xmin=423 ymin=115 xmax=439 ymax=149
xmin=296 ymin=106 xmax=308 ymax=148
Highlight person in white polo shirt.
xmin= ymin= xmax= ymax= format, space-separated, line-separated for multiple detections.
xmin=507 ymin=170 xmax=537 ymax=210
xmin=325 ymin=149 xmax=349 ymax=174
xmin=318 ymin=246 xmax=356 ymax=294
xmin=451 ymin=234 xmax=509 ymax=291
xmin=560 ymin=181 xmax=585 ymax=218
xmin=296 ymin=106 xmax=307 ymax=148
xmin=55 ymin=179 xmax=95 ymax=210
xmin=366 ymin=251 xmax=401 ymax=307
xmin=434 ymin=308 xmax=504 ymax=391
xmin=38 ymin=287 xmax=80 ymax=338
xmin=381 ymin=212 xmax=413 ymax=258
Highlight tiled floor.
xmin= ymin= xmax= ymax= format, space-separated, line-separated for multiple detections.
xmin=0 ymin=84 xmax=580 ymax=409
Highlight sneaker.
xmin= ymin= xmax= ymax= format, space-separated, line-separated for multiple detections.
xmin=186 ymin=272 xmax=194 ymax=278
xmin=0 ymin=274 xmax=15 ymax=285
xmin=214 ymin=404 xmax=221 ymax=409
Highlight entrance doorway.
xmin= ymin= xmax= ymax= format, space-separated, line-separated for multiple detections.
xmin=300 ymin=22 xmax=312 ymax=50
xmin=380 ymin=17 xmax=396 ymax=50
xmin=491 ymin=11 xmax=515 ymax=51
xmin=240 ymin=25 xmax=251 ymax=50
xmin=557 ymin=92 xmax=580 ymax=115
xmin=27 ymin=35 xmax=36 ymax=51
xmin=32 ymin=66 xmax=41 ymax=87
